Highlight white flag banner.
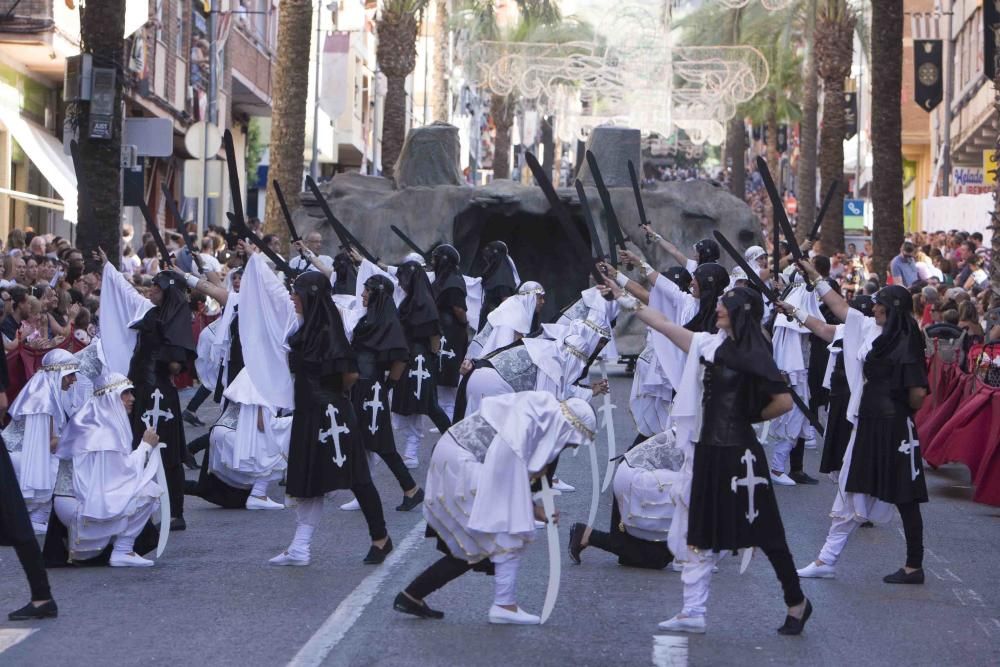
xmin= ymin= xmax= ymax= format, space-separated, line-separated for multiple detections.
xmin=319 ymin=32 xmax=351 ymax=120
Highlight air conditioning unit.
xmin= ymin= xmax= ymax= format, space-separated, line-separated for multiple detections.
xmin=64 ymin=54 xmax=93 ymax=102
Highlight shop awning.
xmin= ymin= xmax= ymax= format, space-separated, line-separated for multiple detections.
xmin=0 ymin=105 xmax=77 ymax=224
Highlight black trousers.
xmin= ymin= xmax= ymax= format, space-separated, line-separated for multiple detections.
xmin=186 ymin=384 xmax=212 ymax=412
xmin=897 ymin=501 xmax=924 ymax=569
xmin=188 ymin=432 xmax=210 ymax=455
xmin=790 ymin=394 xmax=825 ymax=473
xmin=375 ymin=450 xmax=416 ymax=493
xmin=762 ymin=543 xmax=805 ymax=607
xmin=166 ymin=462 xmax=185 ymax=519
xmin=353 ymin=481 xmax=388 ymax=541
xmin=14 ymin=540 xmax=51 ymax=601
xmin=406 ymin=554 xmax=473 ymax=600
xmin=588 ymin=499 xmax=673 ymax=570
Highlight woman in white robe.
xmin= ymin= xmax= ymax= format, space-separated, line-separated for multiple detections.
xmin=393 ymin=392 xmax=597 ymax=624
xmin=52 ymin=373 xmax=163 ymax=567
xmin=3 ymin=348 xmax=80 ymax=533
xmin=465 ymin=282 xmax=544 ymax=360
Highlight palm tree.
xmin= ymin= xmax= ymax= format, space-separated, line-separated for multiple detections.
xmin=377 ymin=0 xmax=429 ymax=181
xmin=795 ymin=0 xmax=818 ymax=241
xmin=432 ymin=0 xmax=450 ymax=121
xmin=870 ymin=0 xmax=903 ymax=278
xmin=264 ymin=0 xmax=313 ymax=242
xmin=76 ymin=0 xmax=127 ymax=268
xmin=814 ymin=0 xmax=855 ymax=254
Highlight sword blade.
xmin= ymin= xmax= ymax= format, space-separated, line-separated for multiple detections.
xmin=271 ymin=180 xmax=302 ymax=243
xmin=137 ymin=201 xmax=174 ymax=269
xmin=573 ymin=180 xmax=605 ymax=259
xmin=155 ymin=447 xmax=171 ymax=557
xmin=712 ymin=231 xmax=779 ymax=302
xmin=787 ymin=384 xmax=824 ymax=437
xmin=627 ymin=160 xmax=649 ymax=227
xmin=598 ymin=359 xmax=617 ymax=492
xmin=539 ymin=476 xmax=561 ymax=625
xmin=160 ymin=183 xmax=205 ymax=274
xmin=808 ymin=181 xmax=839 ymax=242
xmin=390 ymin=224 xmax=431 ymax=262
xmin=226 ymin=212 xmax=296 ymax=276
xmin=755 ymin=157 xmax=803 ymax=263
xmin=586 ymin=438 xmax=600 ymax=529
xmin=223 ymin=129 xmax=247 ymax=228
xmin=304 ymin=176 xmax=380 ymax=264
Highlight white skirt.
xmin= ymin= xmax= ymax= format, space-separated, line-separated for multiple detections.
xmin=464 ymin=368 xmax=514 ymax=417
xmin=614 ymin=461 xmax=680 ymax=542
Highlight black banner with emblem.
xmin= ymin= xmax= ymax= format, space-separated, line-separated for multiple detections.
xmin=987 ymin=0 xmax=1000 ymax=80
xmin=914 ymin=39 xmax=943 ymax=111
xmin=844 ymin=92 xmax=857 ymax=140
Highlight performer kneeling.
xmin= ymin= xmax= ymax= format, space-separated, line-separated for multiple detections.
xmin=604 ymin=281 xmax=812 ymax=636
xmin=49 ymin=373 xmax=163 ymax=567
xmin=393 ymin=392 xmax=596 ymax=624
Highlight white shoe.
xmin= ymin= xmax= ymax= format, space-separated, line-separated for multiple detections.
xmin=658 ymin=614 xmax=706 ymax=634
xmin=804 ymin=437 xmax=818 ymax=450
xmin=488 ymin=605 xmax=540 ymax=625
xmin=339 ymin=498 xmax=361 ymax=511
xmin=246 ymin=495 xmax=284 ymax=510
xmin=771 ymin=472 xmax=797 ymax=486
xmin=552 ymin=479 xmax=576 ymax=492
xmin=797 ymin=561 xmax=836 ymax=579
xmin=403 ymin=456 xmax=419 ymax=469
xmin=31 ymin=522 xmax=48 ymax=536
xmin=268 ymin=551 xmax=310 ymax=566
xmin=534 ymin=520 xmax=546 ymax=529
xmin=110 ymin=551 xmax=155 ymax=568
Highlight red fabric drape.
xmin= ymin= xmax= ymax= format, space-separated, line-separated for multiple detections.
xmin=4 ymin=334 xmax=84 ymax=404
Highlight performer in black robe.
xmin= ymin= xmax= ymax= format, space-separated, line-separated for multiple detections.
xmin=430 ymin=244 xmax=469 ymax=419
xmin=1 ymin=437 xmax=57 ymax=619
xmin=332 ymin=252 xmax=358 ymax=296
xmin=606 ymin=283 xmax=811 ymax=636
xmin=127 ymin=271 xmax=196 ymax=531
xmin=477 ymin=240 xmax=518 ymax=331
xmin=352 ymin=274 xmax=424 ymax=510
xmin=391 ymin=261 xmax=452 ymax=467
xmin=270 ymin=271 xmax=392 ymax=566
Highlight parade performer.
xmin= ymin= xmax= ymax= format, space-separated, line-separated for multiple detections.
xmin=791 ymin=260 xmax=929 ymax=585
xmin=97 ymin=250 xmax=195 ymax=531
xmin=2 ymin=348 xmax=80 ymax=533
xmin=267 ymin=262 xmax=391 ymax=566
xmin=466 ymin=281 xmax=545 ymax=360
xmin=604 ymin=281 xmax=812 ymax=636
xmin=477 ymin=240 xmax=520 ymax=330
xmin=48 ymin=372 xmax=163 ymax=567
xmin=429 ymin=244 xmax=469 ymax=419
xmin=393 ymin=391 xmax=596 ymax=624
xmin=391 ymin=260 xmax=451 ymax=469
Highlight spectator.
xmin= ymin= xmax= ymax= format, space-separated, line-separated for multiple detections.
xmin=890 ymin=241 xmax=919 ymax=287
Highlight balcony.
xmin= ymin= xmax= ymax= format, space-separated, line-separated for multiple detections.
xmin=229 ymin=21 xmax=273 ymax=116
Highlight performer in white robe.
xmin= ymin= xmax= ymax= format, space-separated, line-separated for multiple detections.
xmin=3 ymin=349 xmax=80 ymax=534
xmin=52 ymin=373 xmax=163 ymax=567
xmin=465 ymin=282 xmax=544 ymax=360
xmin=393 ymin=392 xmax=596 ymax=624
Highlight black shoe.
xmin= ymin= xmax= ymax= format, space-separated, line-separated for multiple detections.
xmin=364 ymin=537 xmax=394 ymax=564
xmin=182 ymin=451 xmax=198 ymax=470
xmin=883 ymin=568 xmax=924 ymax=584
xmin=8 ymin=599 xmax=58 ymax=621
xmin=568 ymin=522 xmax=586 ymax=565
xmin=860 ymin=521 xmax=874 ymax=528
xmin=182 ymin=410 xmax=205 ymax=427
xmin=170 ymin=517 xmax=187 ymax=532
xmin=777 ymin=599 xmax=812 ymax=636
xmin=396 ymin=488 xmax=424 ymax=512
xmin=788 ymin=471 xmax=819 ymax=485
xmin=393 ymin=592 xmax=444 ymax=619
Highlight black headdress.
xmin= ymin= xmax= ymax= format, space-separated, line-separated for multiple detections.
xmin=288 ymin=271 xmax=355 ymax=375
xmin=869 ymin=285 xmax=925 ymax=367
xmin=396 ymin=261 xmax=440 ymax=335
xmin=716 ymin=286 xmax=786 ymax=385
xmin=142 ymin=271 xmax=195 ymax=351
xmin=850 ymin=294 xmax=874 ymax=317
xmin=694 ymin=238 xmax=720 ymax=264
xmin=663 ymin=266 xmax=693 ymax=292
xmin=480 ymin=240 xmax=517 ymax=293
xmin=332 ymin=252 xmax=358 ymax=296
xmin=353 ymin=275 xmax=409 ymax=361
xmin=431 ymin=244 xmax=466 ymax=301
xmin=684 ymin=263 xmax=730 ymax=333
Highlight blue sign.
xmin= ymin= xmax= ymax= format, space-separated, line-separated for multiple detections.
xmin=843 ymin=199 xmax=865 ymax=217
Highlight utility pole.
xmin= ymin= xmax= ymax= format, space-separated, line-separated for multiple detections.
xmin=310 ymin=0 xmax=323 ymax=179
xmin=201 ymin=0 xmax=218 ymax=237
xmin=941 ymin=0 xmax=954 ymax=194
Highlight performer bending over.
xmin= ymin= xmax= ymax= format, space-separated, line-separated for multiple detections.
xmin=267 ymin=262 xmax=391 ymax=566
xmin=393 ymin=392 xmax=596 ymax=624
xmin=604 ymin=281 xmax=812 ymax=636
xmin=790 ymin=260 xmax=929 ymax=585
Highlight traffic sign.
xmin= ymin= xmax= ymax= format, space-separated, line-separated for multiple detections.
xmin=185 ymin=121 xmax=222 ymax=159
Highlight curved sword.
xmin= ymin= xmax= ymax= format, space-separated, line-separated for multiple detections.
xmin=597 ymin=359 xmax=618 ymax=492
xmin=586 ymin=437 xmax=600 ymax=529
xmin=141 ymin=417 xmax=171 ymax=558
xmin=537 ymin=475 xmax=561 ymax=624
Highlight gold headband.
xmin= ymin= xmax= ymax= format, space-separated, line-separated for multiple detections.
xmin=564 ymin=342 xmax=589 ymax=362
xmin=560 ymin=401 xmax=595 ymax=441
xmin=41 ymin=362 xmax=80 ymax=373
xmin=519 ymin=287 xmax=545 ymax=297
xmin=94 ymin=379 xmax=133 ymax=397
xmin=581 ymin=318 xmax=611 ymax=339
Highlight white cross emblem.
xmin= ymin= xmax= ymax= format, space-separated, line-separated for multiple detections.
xmin=318 ymin=404 xmax=349 ymax=467
xmin=730 ymin=449 xmax=769 ymax=524
xmin=898 ymin=418 xmax=921 ymax=481
xmin=410 ymin=354 xmax=430 ymax=398
xmin=141 ymin=388 xmax=174 ymax=431
xmin=363 ymin=382 xmax=383 ymax=435
xmin=438 ymin=335 xmax=456 ymax=371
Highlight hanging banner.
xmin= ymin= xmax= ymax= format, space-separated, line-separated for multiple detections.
xmin=953 ymin=167 xmax=990 ymax=195
xmin=319 ymin=31 xmax=351 ymax=120
xmin=986 ymin=0 xmax=1000 ymax=80
xmin=843 ymin=92 xmax=857 ymax=139
xmin=914 ymin=39 xmax=943 ymax=111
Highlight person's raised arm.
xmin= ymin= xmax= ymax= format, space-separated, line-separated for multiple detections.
xmin=294 ymin=240 xmax=334 ymax=279
xmin=642 ymin=225 xmax=691 ymax=268
xmin=598 ymin=278 xmax=693 ymax=353
xmin=797 ymin=259 xmax=849 ymax=323
xmin=598 ymin=257 xmax=651 ymax=304
xmin=775 ymin=301 xmax=837 ymax=342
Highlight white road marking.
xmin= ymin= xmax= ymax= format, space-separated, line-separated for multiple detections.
xmin=652 ymin=635 xmax=689 ymax=667
xmin=953 ymin=588 xmax=986 ymax=607
xmin=974 ymin=617 xmax=1000 ymax=640
xmin=928 ymin=567 xmax=962 ymax=583
xmin=287 ymin=520 xmax=427 ymax=667
xmin=0 ymin=629 xmax=37 ymax=654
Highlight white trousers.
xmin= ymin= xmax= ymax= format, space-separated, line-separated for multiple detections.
xmin=769 ymin=437 xmax=795 ymax=473
xmin=492 ymin=555 xmax=521 ymax=606
xmin=393 ymin=414 xmax=423 ymax=460
xmin=53 ymin=496 xmax=154 ymax=559
xmin=680 ymin=550 xmax=721 ymax=618
xmin=817 ymin=514 xmax=862 ymax=566
xmin=289 ymin=497 xmax=324 ymax=559
xmin=438 ymin=386 xmax=457 ymax=422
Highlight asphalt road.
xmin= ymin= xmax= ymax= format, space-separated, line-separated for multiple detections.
xmin=2 ymin=370 xmax=999 ymax=666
